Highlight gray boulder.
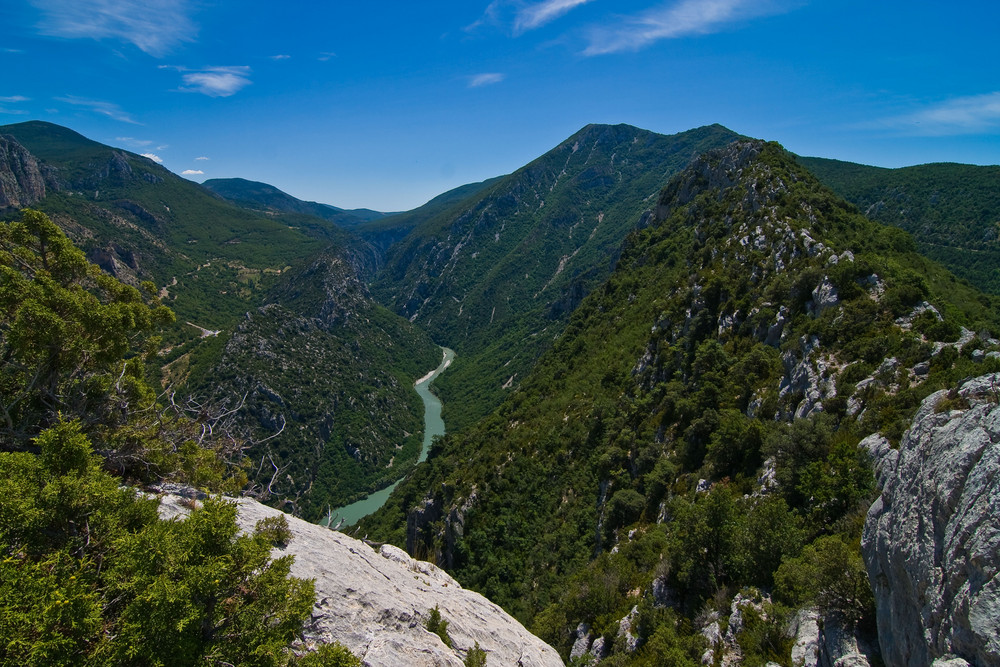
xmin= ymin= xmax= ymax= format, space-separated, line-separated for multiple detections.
xmin=862 ymin=374 xmax=1000 ymax=666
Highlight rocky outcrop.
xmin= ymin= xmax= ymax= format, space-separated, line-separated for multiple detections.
xmin=862 ymin=374 xmax=1000 ymax=666
xmin=157 ymin=491 xmax=562 ymax=667
xmin=0 ymin=135 xmax=46 ymax=208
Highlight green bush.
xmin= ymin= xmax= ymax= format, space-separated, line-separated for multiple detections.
xmin=0 ymin=421 xmax=316 ymax=666
xmin=426 ymin=605 xmax=453 ymax=648
xmin=464 ymin=641 xmax=487 ymax=667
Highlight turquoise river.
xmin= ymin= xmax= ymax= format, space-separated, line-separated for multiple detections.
xmin=323 ymin=346 xmax=454 ymax=529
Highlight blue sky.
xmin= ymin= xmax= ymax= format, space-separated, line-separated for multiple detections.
xmin=1 ymin=0 xmax=999 ymax=210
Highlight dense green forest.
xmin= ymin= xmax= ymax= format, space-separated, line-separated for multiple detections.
xmin=363 ymin=141 xmax=1000 ymax=664
xmin=0 ymin=210 xmax=360 ymax=665
xmin=800 ymin=156 xmax=1000 ymax=294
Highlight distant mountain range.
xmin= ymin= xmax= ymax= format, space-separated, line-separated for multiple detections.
xmin=203 ymin=176 xmax=390 ymax=227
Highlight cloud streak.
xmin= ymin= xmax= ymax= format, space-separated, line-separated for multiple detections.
xmin=29 ymin=0 xmax=196 ymax=56
xmin=872 ymin=92 xmax=1000 ymax=136
xmin=583 ymin=0 xmax=796 ymax=55
xmin=0 ymin=95 xmax=30 ymax=103
xmin=116 ymin=136 xmax=153 ymax=147
xmin=141 ymin=153 xmax=163 ymax=163
xmin=469 ymin=72 xmax=506 ymax=87
xmin=56 ymin=95 xmax=140 ymax=123
xmin=182 ymin=169 xmax=204 ymax=175
xmin=514 ymin=0 xmax=596 ymax=34
xmin=163 ymin=66 xmax=252 ymax=97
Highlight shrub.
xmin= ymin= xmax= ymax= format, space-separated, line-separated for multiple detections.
xmin=464 ymin=642 xmax=487 ymax=667
xmin=426 ymin=605 xmax=453 ymax=648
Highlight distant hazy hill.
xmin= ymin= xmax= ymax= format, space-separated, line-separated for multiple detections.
xmin=364 ymin=140 xmax=1000 ymax=664
xmin=800 ymin=156 xmax=1000 ymax=294
xmin=203 ymin=177 xmax=388 ymax=227
xmin=372 ymin=123 xmax=743 ymax=428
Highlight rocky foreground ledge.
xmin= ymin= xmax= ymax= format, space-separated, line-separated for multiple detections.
xmin=863 ymin=373 xmax=1000 ymax=667
xmin=157 ymin=493 xmax=562 ymax=667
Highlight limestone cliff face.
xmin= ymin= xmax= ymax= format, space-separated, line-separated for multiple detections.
xmin=158 ymin=491 xmax=562 ymax=667
xmin=0 ymin=135 xmax=47 ymax=208
xmin=862 ymin=373 xmax=1000 ymax=667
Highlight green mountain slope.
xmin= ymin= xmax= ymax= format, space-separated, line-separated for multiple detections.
xmin=181 ymin=249 xmax=439 ymax=520
xmin=363 ymin=140 xmax=1000 ymax=663
xmin=373 ymin=123 xmax=743 ymax=428
xmin=0 ymin=121 xmax=441 ymax=520
xmin=354 ymin=176 xmax=502 ymax=254
xmin=799 ymin=156 xmax=1000 ymax=294
xmin=202 ymin=177 xmax=387 ymax=227
xmin=0 ymin=121 xmax=324 ymax=345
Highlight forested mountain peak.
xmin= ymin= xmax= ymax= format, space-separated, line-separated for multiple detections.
xmin=364 ymin=138 xmax=1000 ymax=665
xmin=373 ymin=122 xmax=743 ymax=429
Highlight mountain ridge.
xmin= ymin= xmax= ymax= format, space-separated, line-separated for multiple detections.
xmin=799 ymin=155 xmax=1000 ymax=294
xmin=372 ymin=122 xmax=745 ymax=428
xmin=202 ymin=176 xmax=389 ymax=227
xmin=362 ymin=138 xmax=1000 ymax=664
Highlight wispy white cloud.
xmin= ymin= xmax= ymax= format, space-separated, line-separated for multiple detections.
xmin=318 ymin=52 xmax=337 ymax=61
xmin=2 ymin=48 xmax=25 ymax=54
xmin=141 ymin=153 xmax=163 ymax=163
xmin=469 ymin=72 xmax=506 ymax=87
xmin=468 ymin=0 xmax=594 ymax=34
xmin=0 ymin=96 xmax=30 ymax=114
xmin=195 ymin=156 xmax=210 ymax=161
xmin=515 ymin=0 xmax=596 ymax=34
xmin=870 ymin=92 xmax=1000 ymax=136
xmin=163 ymin=65 xmax=252 ymax=97
xmin=583 ymin=0 xmax=797 ymax=55
xmin=56 ymin=95 xmax=140 ymax=123
xmin=29 ymin=0 xmax=196 ymax=56
xmin=116 ymin=136 xmax=153 ymax=147
xmin=270 ymin=54 xmax=290 ymax=60
xmin=182 ymin=169 xmax=204 ymax=175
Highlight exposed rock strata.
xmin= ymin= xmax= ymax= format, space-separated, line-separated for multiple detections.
xmin=158 ymin=491 xmax=562 ymax=667
xmin=863 ymin=373 xmax=1000 ymax=667
xmin=0 ymin=135 xmax=47 ymax=208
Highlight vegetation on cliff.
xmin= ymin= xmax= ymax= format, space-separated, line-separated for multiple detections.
xmin=0 ymin=210 xmax=359 ymax=665
xmin=801 ymin=155 xmax=1000 ymax=294
xmin=373 ymin=123 xmax=743 ymax=431
xmin=363 ymin=141 xmax=1000 ymax=664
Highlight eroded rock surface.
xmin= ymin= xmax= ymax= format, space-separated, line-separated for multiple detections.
xmin=157 ymin=492 xmax=561 ymax=666
xmin=862 ymin=373 xmax=1000 ymax=667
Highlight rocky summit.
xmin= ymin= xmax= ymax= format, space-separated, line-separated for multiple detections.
xmin=863 ymin=373 xmax=1000 ymax=667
